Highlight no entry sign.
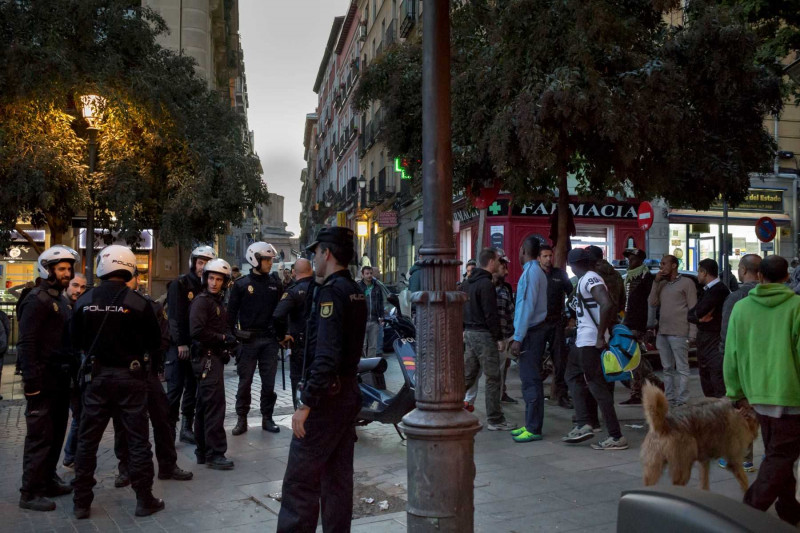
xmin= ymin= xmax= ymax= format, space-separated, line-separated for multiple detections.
xmin=637 ymin=201 xmax=654 ymax=231
xmin=755 ymin=216 xmax=777 ymax=243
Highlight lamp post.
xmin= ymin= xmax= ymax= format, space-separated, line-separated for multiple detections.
xmin=400 ymin=2 xmax=480 ymax=531
xmin=80 ymin=94 xmax=105 ymax=287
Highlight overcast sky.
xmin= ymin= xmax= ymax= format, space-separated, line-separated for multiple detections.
xmin=239 ymin=0 xmax=347 ymax=236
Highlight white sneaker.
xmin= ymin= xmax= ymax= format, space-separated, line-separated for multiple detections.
xmin=487 ymin=420 xmax=518 ymax=431
xmin=591 ymin=436 xmax=629 ymax=450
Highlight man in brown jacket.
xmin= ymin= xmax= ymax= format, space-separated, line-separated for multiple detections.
xmin=648 ymin=255 xmax=697 ymax=406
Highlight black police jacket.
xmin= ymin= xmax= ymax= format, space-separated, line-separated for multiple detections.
xmin=273 ymin=276 xmax=313 ymax=339
xmin=71 ymin=281 xmax=161 ymax=369
xmin=166 ymin=271 xmax=202 ymax=347
xmin=190 ymin=291 xmax=231 ymax=350
xmin=142 ymin=293 xmax=170 ymax=371
xmin=301 ymin=269 xmax=366 ymax=408
xmin=17 ymin=282 xmax=73 ymax=393
xmin=227 ymin=271 xmax=283 ymax=333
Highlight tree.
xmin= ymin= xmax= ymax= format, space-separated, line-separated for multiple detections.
xmin=0 ymin=0 xmax=267 ymax=253
xmin=355 ymin=0 xmax=783 ymax=266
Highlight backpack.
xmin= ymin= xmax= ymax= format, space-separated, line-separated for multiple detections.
xmin=600 ymin=323 xmax=641 ymax=382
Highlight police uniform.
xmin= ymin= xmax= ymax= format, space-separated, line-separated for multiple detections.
xmin=277 ymin=228 xmax=367 ymax=533
xmin=189 ymin=290 xmax=234 ymax=466
xmin=227 ymin=268 xmax=283 ymax=431
xmin=114 ymin=295 xmax=192 ymax=482
xmin=71 ymin=281 xmax=162 ymax=512
xmin=273 ymin=275 xmax=313 ymax=409
xmin=18 ymin=283 xmax=73 ymax=504
xmin=165 ymin=270 xmax=202 ymax=440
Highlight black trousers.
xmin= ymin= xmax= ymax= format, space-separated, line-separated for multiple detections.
xmin=165 ymin=344 xmax=197 ymax=424
xmin=289 ymin=343 xmax=304 ymax=410
xmin=73 ymin=368 xmax=154 ymax=508
xmin=744 ymin=413 xmax=800 ymax=525
xmin=565 ymin=344 xmax=621 ymax=438
xmin=235 ymin=337 xmax=278 ymax=417
xmin=194 ymin=355 xmax=227 ymax=460
xmin=696 ymin=330 xmax=725 ymax=398
xmin=542 ymin=319 xmax=568 ymax=400
xmin=114 ymin=372 xmax=178 ymax=475
xmin=278 ymin=385 xmax=361 ymax=533
xmin=20 ymin=388 xmax=70 ymax=499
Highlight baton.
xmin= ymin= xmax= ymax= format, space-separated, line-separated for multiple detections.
xmin=281 ymin=346 xmax=286 ymax=390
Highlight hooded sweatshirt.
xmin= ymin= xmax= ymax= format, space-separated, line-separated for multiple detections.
xmin=724 ymin=283 xmax=800 ymax=407
xmin=462 ymin=267 xmax=501 ymax=341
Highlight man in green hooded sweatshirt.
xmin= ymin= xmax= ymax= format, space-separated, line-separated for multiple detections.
xmin=724 ymin=255 xmax=800 ymax=526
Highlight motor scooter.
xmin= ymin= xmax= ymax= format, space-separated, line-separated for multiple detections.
xmin=357 ymin=294 xmax=416 ymax=439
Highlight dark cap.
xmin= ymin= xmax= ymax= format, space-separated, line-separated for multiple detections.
xmin=306 ymin=226 xmax=356 ymax=253
xmin=585 ymin=245 xmax=604 ymax=261
xmin=466 ymin=258 xmax=477 ymax=267
xmin=623 ymin=248 xmax=646 ymax=260
xmin=567 ymin=247 xmax=595 ymax=265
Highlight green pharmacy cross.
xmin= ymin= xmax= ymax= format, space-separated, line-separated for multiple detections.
xmin=395 ymin=157 xmax=412 ymax=180
xmin=488 ymin=202 xmax=502 ymax=215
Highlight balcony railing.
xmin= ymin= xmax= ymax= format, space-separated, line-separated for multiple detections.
xmin=399 ymin=0 xmax=417 ymax=38
xmin=385 ymin=20 xmax=396 ymax=47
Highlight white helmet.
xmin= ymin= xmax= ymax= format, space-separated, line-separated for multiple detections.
xmin=245 ymin=242 xmax=277 ymax=270
xmin=189 ymin=245 xmax=216 ymax=270
xmin=202 ymin=258 xmax=232 ymax=286
xmin=96 ymin=245 xmax=137 ymax=281
xmin=37 ymin=245 xmax=79 ymax=279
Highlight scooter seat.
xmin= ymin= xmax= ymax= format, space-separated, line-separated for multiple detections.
xmin=357 ymin=357 xmax=388 ymax=374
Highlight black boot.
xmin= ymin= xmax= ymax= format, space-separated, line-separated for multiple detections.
xmin=44 ymin=475 xmax=74 ymax=497
xmin=135 ymin=495 xmax=165 ymax=517
xmin=115 ymin=471 xmax=130 ymax=488
xmin=262 ymin=416 xmax=279 ymax=433
xmin=206 ymin=455 xmax=235 ymax=471
xmin=179 ymin=416 xmax=196 ymax=445
xmin=19 ymin=495 xmax=56 ymax=512
xmin=158 ymin=466 xmax=193 ymax=481
xmin=73 ymin=505 xmax=91 ymax=519
xmin=232 ymin=415 xmax=248 ymax=436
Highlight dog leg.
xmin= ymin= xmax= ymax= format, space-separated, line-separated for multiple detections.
xmin=670 ymin=462 xmax=692 ymax=487
xmin=699 ymin=461 xmax=710 ymax=490
xmin=642 ymin=458 xmax=664 ymax=487
xmin=730 ymin=461 xmax=751 ymax=493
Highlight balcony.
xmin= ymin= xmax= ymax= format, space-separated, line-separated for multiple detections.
xmin=358 ymin=22 xmax=367 ymax=42
xmin=399 ymin=0 xmax=417 ymax=38
xmin=378 ymin=168 xmax=395 ymax=200
xmin=376 ymin=41 xmax=384 ymax=58
xmin=368 ymin=178 xmax=379 ymax=207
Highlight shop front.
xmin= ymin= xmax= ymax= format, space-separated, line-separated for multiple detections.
xmin=1 ymin=229 xmax=47 ymax=294
xmin=667 ymin=186 xmax=793 ymax=274
xmin=456 ymin=195 xmax=645 ymax=285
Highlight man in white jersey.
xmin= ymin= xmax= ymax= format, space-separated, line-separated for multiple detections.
xmin=562 ymin=248 xmax=628 ymax=450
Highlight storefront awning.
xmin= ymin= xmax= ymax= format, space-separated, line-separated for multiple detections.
xmin=668 ymin=209 xmax=792 ymax=226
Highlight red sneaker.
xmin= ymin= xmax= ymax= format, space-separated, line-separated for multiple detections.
xmin=463 ymin=402 xmax=474 ymax=412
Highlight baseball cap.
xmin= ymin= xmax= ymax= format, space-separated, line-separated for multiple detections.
xmin=567 ymin=247 xmax=595 ymax=265
xmin=585 ymin=245 xmax=604 ymax=261
xmin=623 ymin=248 xmax=646 ymax=260
xmin=306 ymin=227 xmax=356 ymax=253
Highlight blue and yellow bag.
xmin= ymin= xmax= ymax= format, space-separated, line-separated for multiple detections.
xmin=601 ymin=324 xmax=641 ymax=382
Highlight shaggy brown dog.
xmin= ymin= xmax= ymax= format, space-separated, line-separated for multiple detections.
xmin=640 ymin=383 xmax=759 ymax=492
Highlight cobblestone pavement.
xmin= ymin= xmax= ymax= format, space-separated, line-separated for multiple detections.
xmin=0 ymin=353 xmax=773 ymax=532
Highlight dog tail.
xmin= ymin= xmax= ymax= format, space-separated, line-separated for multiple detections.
xmin=642 ymin=381 xmax=670 ymax=435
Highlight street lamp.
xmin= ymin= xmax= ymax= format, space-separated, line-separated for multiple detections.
xmin=400 ymin=1 xmax=480 ymax=531
xmin=80 ymin=94 xmax=106 ymax=287
xmin=357 ymin=174 xmax=367 ymax=190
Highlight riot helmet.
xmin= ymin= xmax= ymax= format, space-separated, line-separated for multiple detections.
xmin=96 ymin=245 xmax=137 ymax=281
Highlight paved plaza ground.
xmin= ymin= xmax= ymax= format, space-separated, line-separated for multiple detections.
xmin=0 ymin=354 xmax=773 ymax=532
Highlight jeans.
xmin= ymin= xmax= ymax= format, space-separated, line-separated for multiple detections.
xmin=464 ymin=330 xmax=504 ymax=424
xmin=576 ymin=346 xmax=622 ymax=439
xmin=656 ymin=334 xmax=690 ymax=405
xmin=518 ymin=324 xmax=548 ymax=434
xmin=744 ymin=413 xmax=800 ymax=525
xmin=63 ymin=387 xmax=83 ymax=464
xmin=363 ymin=321 xmax=380 ymax=359
xmin=235 ymin=337 xmax=279 ymax=418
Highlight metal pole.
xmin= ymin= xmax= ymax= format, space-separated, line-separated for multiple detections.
xmin=722 ymin=199 xmax=729 ymax=287
xmin=85 ymin=127 xmax=98 ymax=287
xmin=400 ymin=1 xmax=480 ymax=531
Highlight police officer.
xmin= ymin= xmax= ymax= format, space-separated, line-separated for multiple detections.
xmin=166 ymin=245 xmax=216 ymax=445
xmin=228 ymin=242 xmax=284 ymax=435
xmin=190 ymin=258 xmax=237 ymax=469
xmin=273 ymin=258 xmax=314 ymax=409
xmin=277 ymin=227 xmax=366 ymax=532
xmin=71 ymin=246 xmax=164 ymax=519
xmin=18 ymin=245 xmax=78 ymax=512
xmin=112 ymin=269 xmax=193 ymax=487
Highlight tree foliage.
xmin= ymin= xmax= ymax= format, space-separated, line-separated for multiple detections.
xmin=0 ymin=0 xmax=267 ymax=252
xmin=354 ymin=0 xmax=785 ymax=264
